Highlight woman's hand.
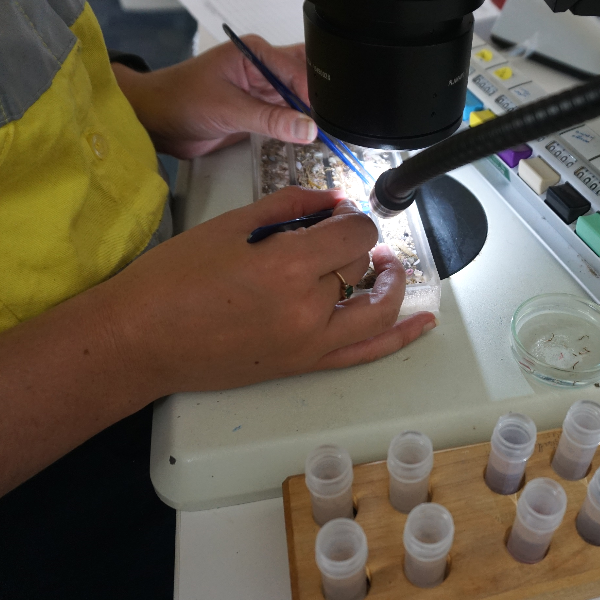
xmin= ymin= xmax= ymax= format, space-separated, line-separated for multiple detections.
xmin=112 ymin=36 xmax=318 ymax=158
xmin=0 ymin=187 xmax=436 ymax=493
xmin=106 ymin=187 xmax=437 ymax=394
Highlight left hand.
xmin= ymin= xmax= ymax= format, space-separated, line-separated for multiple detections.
xmin=112 ymin=36 xmax=318 ymax=158
xmin=101 ymin=186 xmax=436 ymax=393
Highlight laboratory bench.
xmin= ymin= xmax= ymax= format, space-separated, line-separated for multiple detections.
xmin=141 ymin=17 xmax=600 ymax=594
xmin=162 ymin=131 xmax=600 ymax=597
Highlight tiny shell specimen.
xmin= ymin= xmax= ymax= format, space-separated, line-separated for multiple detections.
xmin=260 ymin=138 xmax=289 ymax=195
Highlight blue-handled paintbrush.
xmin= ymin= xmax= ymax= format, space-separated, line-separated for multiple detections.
xmin=222 ymin=23 xmax=375 ymax=187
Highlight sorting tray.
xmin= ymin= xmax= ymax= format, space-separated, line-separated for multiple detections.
xmin=251 ymin=135 xmax=441 ymax=314
xmin=282 ymin=429 xmax=600 ymax=600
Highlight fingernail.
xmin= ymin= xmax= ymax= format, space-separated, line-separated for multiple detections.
xmin=292 ymin=116 xmax=318 ymax=141
xmin=335 ymin=198 xmax=360 ymax=213
xmin=422 ymin=318 xmax=439 ymax=334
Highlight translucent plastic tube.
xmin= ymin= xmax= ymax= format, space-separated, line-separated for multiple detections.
xmin=506 ymin=478 xmax=567 ymax=564
xmin=305 ymin=445 xmax=354 ymax=526
xmin=387 ymin=431 xmax=434 ymax=513
xmin=315 ymin=518 xmax=368 ymax=600
xmin=485 ymin=413 xmax=537 ymax=495
xmin=403 ymin=503 xmax=454 ymax=588
xmin=552 ymin=400 xmax=600 ymax=481
xmin=576 ymin=467 xmax=600 ymax=545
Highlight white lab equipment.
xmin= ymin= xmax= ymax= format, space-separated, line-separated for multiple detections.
xmin=315 ymin=518 xmax=369 ymax=600
xmin=576 ymin=466 xmax=600 ymax=546
xmin=403 ymin=503 xmax=454 ymax=588
xmin=305 ymin=444 xmax=354 ymax=526
xmin=387 ymin=431 xmax=434 ymax=513
xmin=552 ymin=400 xmax=600 ymax=480
xmin=506 ymin=477 xmax=567 ymax=564
xmin=485 ymin=413 xmax=537 ymax=494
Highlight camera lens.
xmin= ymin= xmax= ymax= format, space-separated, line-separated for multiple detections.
xmin=303 ymin=0 xmax=484 ymax=149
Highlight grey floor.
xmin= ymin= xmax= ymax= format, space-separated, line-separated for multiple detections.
xmin=89 ymin=0 xmax=198 ymax=187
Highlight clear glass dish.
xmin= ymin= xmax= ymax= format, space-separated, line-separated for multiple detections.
xmin=510 ymin=293 xmax=600 ymax=387
xmin=251 ymin=134 xmax=441 ymax=314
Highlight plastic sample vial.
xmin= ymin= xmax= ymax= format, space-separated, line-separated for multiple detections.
xmin=403 ymin=503 xmax=454 ymax=588
xmin=552 ymin=400 xmax=600 ymax=481
xmin=576 ymin=467 xmax=600 ymax=545
xmin=506 ymin=477 xmax=567 ymax=564
xmin=315 ymin=518 xmax=368 ymax=600
xmin=305 ymin=445 xmax=354 ymax=526
xmin=387 ymin=431 xmax=434 ymax=513
xmin=485 ymin=413 xmax=537 ymax=495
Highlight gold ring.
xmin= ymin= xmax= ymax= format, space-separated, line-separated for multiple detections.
xmin=333 ymin=270 xmax=353 ymax=301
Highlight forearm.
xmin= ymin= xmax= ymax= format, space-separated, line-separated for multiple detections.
xmin=111 ymin=62 xmax=226 ymax=158
xmin=111 ymin=37 xmax=317 ymax=159
xmin=111 ymin=63 xmax=169 ymax=151
xmin=0 ymin=282 xmax=156 ymax=496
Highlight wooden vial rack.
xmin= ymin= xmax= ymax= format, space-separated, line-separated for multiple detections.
xmin=283 ymin=429 xmax=600 ymax=600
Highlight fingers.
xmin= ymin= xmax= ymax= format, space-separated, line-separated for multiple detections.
xmin=238 ymin=191 xmax=376 ymax=274
xmin=225 ymin=87 xmax=318 ymax=144
xmin=241 ymin=191 xmax=375 ymax=305
xmin=243 ymin=187 xmax=345 ymax=230
xmin=370 ymin=243 xmax=407 ymax=303
xmin=324 ymin=253 xmax=370 ymax=305
xmin=332 ymin=197 xmax=363 ymax=218
xmin=296 ymin=200 xmax=379 ymax=275
xmin=324 ymin=245 xmax=407 ymax=347
xmin=246 ymin=196 xmax=378 ymax=282
xmin=329 ymin=253 xmax=371 ymax=288
xmin=235 ymin=191 xmax=377 ymax=316
xmin=313 ymin=312 xmax=438 ymax=371
xmin=225 ymin=35 xmax=317 ymax=144
xmin=241 ymin=35 xmax=311 ymax=105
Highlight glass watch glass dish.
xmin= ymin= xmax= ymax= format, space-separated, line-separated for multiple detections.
xmin=510 ymin=293 xmax=600 ymax=387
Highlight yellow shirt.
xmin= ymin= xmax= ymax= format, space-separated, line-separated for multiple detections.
xmin=0 ymin=1 xmax=169 ymax=332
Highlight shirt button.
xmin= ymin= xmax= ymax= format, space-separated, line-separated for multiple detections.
xmin=88 ymin=133 xmax=108 ymax=159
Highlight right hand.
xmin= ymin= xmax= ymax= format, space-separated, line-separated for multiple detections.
xmin=113 ymin=36 xmax=317 ymax=158
xmin=103 ymin=186 xmax=437 ymax=395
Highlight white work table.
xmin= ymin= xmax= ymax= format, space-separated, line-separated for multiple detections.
xmin=155 ymin=15 xmax=600 ymax=594
xmin=130 ymin=3 xmax=600 ymax=595
xmin=162 ymin=137 xmax=600 ymax=599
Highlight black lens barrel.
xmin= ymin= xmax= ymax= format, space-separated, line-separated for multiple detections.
xmin=308 ymin=0 xmax=484 ymax=22
xmin=303 ymin=0 xmax=485 ymax=149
